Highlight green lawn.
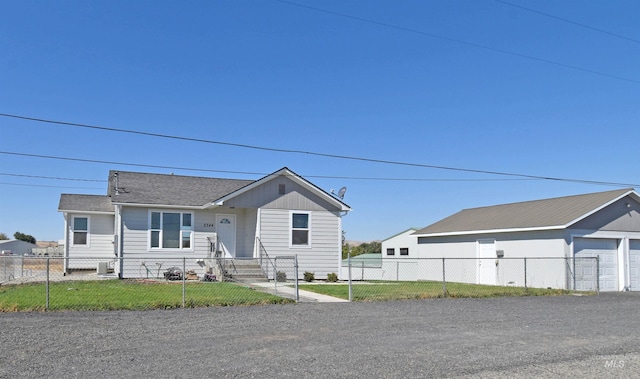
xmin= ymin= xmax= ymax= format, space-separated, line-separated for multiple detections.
xmin=299 ymin=281 xmax=585 ymax=301
xmin=0 ymin=280 xmax=293 ymax=312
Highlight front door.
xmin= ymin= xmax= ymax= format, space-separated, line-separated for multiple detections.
xmin=216 ymin=214 xmax=236 ymax=258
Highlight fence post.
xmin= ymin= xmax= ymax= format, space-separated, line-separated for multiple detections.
xmin=348 ymin=253 xmax=352 ymax=302
xmin=182 ymin=257 xmax=186 ymax=308
xmin=294 ymin=255 xmax=299 ymax=302
xmin=524 ymin=258 xmax=527 ymax=290
xmin=274 ymin=258 xmax=278 ymax=297
xmin=46 ymin=258 xmax=50 ymax=311
xmin=396 ymin=261 xmax=399 ymax=280
xmin=442 ymin=258 xmax=446 ymax=298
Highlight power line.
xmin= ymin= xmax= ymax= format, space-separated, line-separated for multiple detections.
xmin=494 ymin=0 xmax=640 ymax=45
xmin=274 ymin=0 xmax=640 ymax=85
xmin=1 ymin=112 xmax=638 ymax=186
xmin=1 ymin=150 xmax=638 ymax=188
xmin=0 ymin=182 xmax=103 ymax=190
xmin=0 ymin=172 xmax=106 ymax=182
xmin=0 ymin=152 xmax=535 ymax=182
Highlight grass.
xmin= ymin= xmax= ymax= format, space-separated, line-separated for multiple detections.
xmin=299 ymin=281 xmax=587 ymax=301
xmin=0 ymin=280 xmax=293 ymax=312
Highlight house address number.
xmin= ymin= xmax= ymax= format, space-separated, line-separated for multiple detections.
xmin=204 ymin=223 xmax=215 ymax=228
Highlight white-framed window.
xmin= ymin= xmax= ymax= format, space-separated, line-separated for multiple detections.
xmin=72 ymin=216 xmax=89 ymax=246
xmin=290 ymin=211 xmax=311 ymax=247
xmin=149 ymin=211 xmax=193 ymax=250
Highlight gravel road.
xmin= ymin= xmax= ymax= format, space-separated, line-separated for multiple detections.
xmin=1 ymin=293 xmax=639 ymax=378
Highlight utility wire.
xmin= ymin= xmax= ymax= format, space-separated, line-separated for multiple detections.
xmin=0 ymin=182 xmax=103 ymax=189
xmin=494 ymin=0 xmax=640 ymax=45
xmin=0 ymin=172 xmax=106 ymax=182
xmin=0 ymin=152 xmax=540 ymax=183
xmin=1 ymin=112 xmax=638 ymax=187
xmin=274 ymin=0 xmax=640 ymax=85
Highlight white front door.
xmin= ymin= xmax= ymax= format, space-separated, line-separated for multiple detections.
xmin=477 ymin=240 xmax=496 ymax=285
xmin=216 ymin=214 xmax=236 ymax=258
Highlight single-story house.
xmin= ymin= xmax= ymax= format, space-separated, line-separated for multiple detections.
xmin=413 ymin=188 xmax=640 ymax=291
xmin=58 ymin=167 xmax=351 ymax=279
xmin=0 ymin=239 xmax=37 ymax=255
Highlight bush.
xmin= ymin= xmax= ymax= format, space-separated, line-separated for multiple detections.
xmin=303 ymin=271 xmax=315 ymax=282
xmin=276 ymin=271 xmax=287 ymax=282
xmin=327 ymin=272 xmax=338 ymax=282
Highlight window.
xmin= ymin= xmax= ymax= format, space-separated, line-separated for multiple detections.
xmin=150 ymin=211 xmax=193 ymax=249
xmin=291 ymin=212 xmax=310 ymax=246
xmin=400 ymin=248 xmax=409 ymax=256
xmin=72 ymin=217 xmax=89 ymax=246
xmin=386 ymin=248 xmax=395 ymax=256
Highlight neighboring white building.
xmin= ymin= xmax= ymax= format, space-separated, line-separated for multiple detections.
xmin=414 ymin=188 xmax=640 ymax=292
xmin=380 ymin=228 xmax=419 ymax=280
xmin=58 ymin=167 xmax=351 ymax=279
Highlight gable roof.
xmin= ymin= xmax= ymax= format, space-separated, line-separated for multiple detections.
xmin=211 ymin=167 xmax=352 ymax=212
xmin=58 ymin=194 xmax=115 ymax=213
xmin=382 ymin=228 xmax=419 ymax=242
xmin=414 ymin=188 xmax=639 ymax=237
xmin=58 ymin=167 xmax=351 ymax=212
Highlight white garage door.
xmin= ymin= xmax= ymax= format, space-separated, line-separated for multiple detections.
xmin=574 ymin=238 xmax=618 ymax=292
xmin=629 ymin=240 xmax=640 ymax=291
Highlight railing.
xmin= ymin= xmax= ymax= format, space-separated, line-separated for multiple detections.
xmin=256 ymin=237 xmax=277 ymax=280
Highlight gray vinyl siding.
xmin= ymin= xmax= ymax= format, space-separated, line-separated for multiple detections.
xmin=571 ymin=197 xmax=640 ymax=232
xmin=225 ymin=177 xmax=338 ymax=211
xmin=67 ymin=213 xmax=115 ymax=269
xmin=259 ymin=208 xmax=341 ymax=279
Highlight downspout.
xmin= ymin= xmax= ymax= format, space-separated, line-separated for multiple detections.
xmin=116 ymin=204 xmax=124 ymax=278
xmin=63 ymin=212 xmax=69 ymax=275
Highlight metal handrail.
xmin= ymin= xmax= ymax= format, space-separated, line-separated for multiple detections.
xmin=256 ymin=237 xmax=277 ymax=279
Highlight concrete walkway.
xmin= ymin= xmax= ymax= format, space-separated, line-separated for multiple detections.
xmin=250 ymin=282 xmax=348 ymax=303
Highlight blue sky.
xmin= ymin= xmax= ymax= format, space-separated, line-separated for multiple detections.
xmin=1 ymin=0 xmax=639 ymax=242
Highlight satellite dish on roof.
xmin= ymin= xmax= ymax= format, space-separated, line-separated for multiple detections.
xmin=337 ymin=186 xmax=347 ymax=200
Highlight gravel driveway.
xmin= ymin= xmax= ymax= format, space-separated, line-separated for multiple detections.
xmin=1 ymin=293 xmax=639 ymax=378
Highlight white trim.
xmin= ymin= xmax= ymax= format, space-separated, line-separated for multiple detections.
xmin=210 ymin=168 xmax=352 ymax=212
xmin=415 ymin=225 xmax=566 ymax=238
xmin=71 ymin=215 xmax=90 ymax=247
xmin=563 ymin=190 xmax=638 ymax=228
xmin=147 ymin=210 xmax=195 ymax=252
xmin=290 ymin=210 xmax=312 ymax=249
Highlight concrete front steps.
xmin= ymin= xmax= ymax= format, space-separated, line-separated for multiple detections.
xmin=220 ymin=258 xmax=268 ymax=283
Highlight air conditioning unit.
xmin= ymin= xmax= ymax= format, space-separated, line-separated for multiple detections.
xmin=97 ymin=261 xmax=109 ymax=275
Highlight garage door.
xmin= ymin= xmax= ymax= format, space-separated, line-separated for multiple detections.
xmin=574 ymin=238 xmax=618 ymax=291
xmin=629 ymin=240 xmax=640 ymax=291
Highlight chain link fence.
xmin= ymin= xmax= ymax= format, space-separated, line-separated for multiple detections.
xmin=0 ymin=256 xmax=299 ymax=311
xmin=341 ymin=256 xmax=599 ymax=301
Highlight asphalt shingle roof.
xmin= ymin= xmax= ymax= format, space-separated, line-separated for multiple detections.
xmin=58 ymin=194 xmax=114 ymax=213
xmin=107 ymin=171 xmax=254 ymax=206
xmin=414 ymin=188 xmax=635 ymax=236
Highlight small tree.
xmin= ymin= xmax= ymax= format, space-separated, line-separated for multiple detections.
xmin=14 ymin=231 xmax=36 ymax=244
xmin=0 ymin=233 xmax=8 ymax=240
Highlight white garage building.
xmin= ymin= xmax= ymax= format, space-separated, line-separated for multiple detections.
xmin=413 ymin=188 xmax=640 ymax=291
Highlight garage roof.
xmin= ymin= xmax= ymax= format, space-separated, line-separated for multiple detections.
xmin=414 ymin=188 xmax=639 ymax=237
